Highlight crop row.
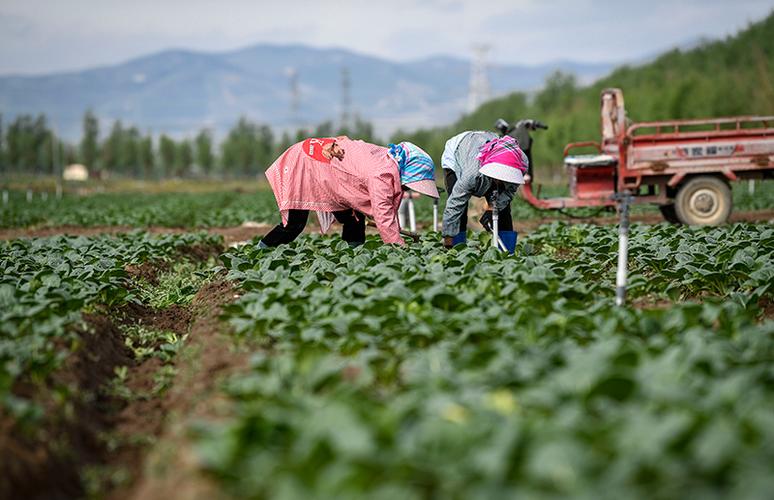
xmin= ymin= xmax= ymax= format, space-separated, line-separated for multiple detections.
xmin=0 ymin=231 xmax=222 ymax=421
xmin=525 ymin=222 xmax=773 ymax=301
xmin=1 ymin=181 xmax=772 ymax=229
xmin=196 ymin=224 xmax=774 ymax=498
xmin=0 ymin=190 xmax=279 ymax=229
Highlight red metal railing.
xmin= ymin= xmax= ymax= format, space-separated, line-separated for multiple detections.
xmin=627 ymin=116 xmax=774 ymax=143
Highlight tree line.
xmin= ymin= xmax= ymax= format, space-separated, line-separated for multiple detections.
xmin=0 ymin=111 xmax=376 ymax=178
xmin=3 ymin=11 xmax=772 ymax=179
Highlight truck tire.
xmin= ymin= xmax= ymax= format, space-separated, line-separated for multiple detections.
xmin=658 ymin=204 xmax=680 ymax=224
xmin=674 ymin=176 xmax=732 ymax=225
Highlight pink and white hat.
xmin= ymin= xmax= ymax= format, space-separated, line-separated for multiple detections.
xmin=477 ymin=136 xmax=528 ymax=185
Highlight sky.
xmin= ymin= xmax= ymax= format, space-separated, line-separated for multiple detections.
xmin=0 ymin=0 xmax=772 ymax=75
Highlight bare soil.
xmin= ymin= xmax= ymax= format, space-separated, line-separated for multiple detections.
xmin=123 ymin=241 xmax=223 ymax=289
xmin=0 ymin=243 xmax=245 ymax=500
xmin=119 ymin=280 xmax=249 ymax=500
xmin=125 ymin=260 xmax=172 ymax=286
xmin=759 ymin=296 xmax=774 ymax=320
xmin=0 ymin=315 xmax=133 ymax=500
xmin=176 ymin=242 xmax=224 ymax=261
xmin=116 ymin=302 xmax=192 ymax=335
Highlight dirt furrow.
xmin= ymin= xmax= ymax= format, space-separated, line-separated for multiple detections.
xmin=116 ymin=280 xmax=249 ymax=500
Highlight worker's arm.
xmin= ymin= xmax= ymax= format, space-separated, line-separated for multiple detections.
xmin=442 ymin=174 xmax=476 ymax=238
xmin=440 ymin=140 xmax=458 ymax=171
xmin=368 ymin=173 xmax=405 ymax=246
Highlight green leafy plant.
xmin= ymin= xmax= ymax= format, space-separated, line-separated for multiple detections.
xmin=0 ymin=231 xmax=220 ymax=417
xmin=196 ymin=225 xmax=774 ymax=499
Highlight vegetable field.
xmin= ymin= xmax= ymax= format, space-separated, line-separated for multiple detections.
xmin=0 ymin=190 xmax=280 ymax=229
xmin=199 ymin=224 xmax=774 ymax=499
xmin=1 ymin=181 xmax=773 ymax=231
xmin=0 ymin=185 xmax=772 ymax=499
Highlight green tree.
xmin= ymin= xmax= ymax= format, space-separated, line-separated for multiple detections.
xmin=294 ymin=127 xmax=310 ymax=143
xmin=138 ymin=134 xmax=154 ymax=179
xmin=6 ymin=115 xmax=24 ymax=170
xmin=254 ymin=124 xmax=274 ymax=175
xmin=101 ymin=120 xmax=124 ymax=173
xmin=80 ymin=110 xmax=100 ymax=170
xmin=221 ymin=117 xmax=274 ymax=177
xmin=175 ymin=139 xmax=193 ymax=177
xmin=351 ymin=117 xmax=375 ymax=143
xmin=0 ymin=113 xmax=5 ymax=174
xmin=32 ymin=115 xmax=50 ymax=174
xmin=534 ymin=71 xmax=577 ymax=113
xmin=194 ymin=129 xmax=214 ymax=175
xmin=274 ymin=131 xmax=295 ymax=158
xmin=121 ymin=127 xmax=141 ymax=176
xmin=314 ymin=121 xmax=334 ymax=137
xmin=5 ymin=114 xmax=51 ymax=174
xmin=63 ymin=144 xmax=78 ymax=166
xmin=159 ymin=134 xmax=176 ymax=177
xmin=37 ymin=130 xmax=53 ymax=175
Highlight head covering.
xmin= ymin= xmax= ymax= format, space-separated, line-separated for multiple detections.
xmin=388 ymin=141 xmax=440 ymax=198
xmin=477 ymin=136 xmax=528 ymax=184
xmin=302 ymin=137 xmax=336 ymax=164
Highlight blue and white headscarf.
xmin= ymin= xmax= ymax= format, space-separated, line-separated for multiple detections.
xmin=388 ymin=142 xmax=436 ymax=185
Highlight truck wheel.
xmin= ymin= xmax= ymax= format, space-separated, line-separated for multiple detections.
xmin=674 ymin=176 xmax=732 ymax=225
xmin=658 ymin=204 xmax=680 ymax=224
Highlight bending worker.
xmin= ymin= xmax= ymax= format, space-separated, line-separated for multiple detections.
xmin=441 ymin=132 xmax=528 ymax=251
xmin=262 ymin=136 xmax=438 ymax=247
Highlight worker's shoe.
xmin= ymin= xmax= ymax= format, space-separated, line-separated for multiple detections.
xmin=347 ymin=241 xmax=364 ymax=248
xmin=499 ymin=231 xmax=518 ymax=254
xmin=257 ymin=240 xmax=269 ymax=249
xmin=451 ymin=231 xmax=467 ymax=246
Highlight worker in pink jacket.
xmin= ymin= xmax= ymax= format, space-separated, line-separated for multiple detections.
xmin=262 ymin=136 xmax=438 ymax=247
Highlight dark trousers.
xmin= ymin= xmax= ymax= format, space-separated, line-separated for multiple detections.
xmin=262 ymin=209 xmax=366 ymax=247
xmin=444 ymin=169 xmax=513 ymax=233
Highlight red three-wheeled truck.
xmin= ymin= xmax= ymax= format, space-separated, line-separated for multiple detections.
xmin=515 ymin=88 xmax=774 ymax=224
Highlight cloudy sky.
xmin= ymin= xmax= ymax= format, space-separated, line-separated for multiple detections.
xmin=0 ymin=0 xmax=772 ymax=75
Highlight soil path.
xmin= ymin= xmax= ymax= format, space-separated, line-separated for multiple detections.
xmin=114 ymin=280 xmax=250 ymax=500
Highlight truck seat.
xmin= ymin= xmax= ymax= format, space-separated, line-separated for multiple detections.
xmin=564 ymin=154 xmax=618 ymax=169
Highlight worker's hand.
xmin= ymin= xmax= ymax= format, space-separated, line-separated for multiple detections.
xmin=443 ymin=236 xmax=454 ymax=249
xmin=479 ymin=210 xmax=493 ymax=232
xmin=327 ymin=141 xmax=345 ymax=161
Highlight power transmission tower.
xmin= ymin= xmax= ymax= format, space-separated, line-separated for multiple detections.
xmin=340 ymin=67 xmax=351 ymax=132
xmin=467 ymin=44 xmax=491 ymax=112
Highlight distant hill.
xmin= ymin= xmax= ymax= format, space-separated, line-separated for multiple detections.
xmin=397 ymin=11 xmax=774 ymax=168
xmin=0 ymin=44 xmax=613 ymax=140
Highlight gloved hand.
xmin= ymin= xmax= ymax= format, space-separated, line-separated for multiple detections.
xmin=479 ymin=210 xmax=493 ymax=232
xmin=443 ymin=236 xmax=454 ymax=249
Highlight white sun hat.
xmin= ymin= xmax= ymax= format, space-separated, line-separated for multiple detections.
xmin=479 ymin=162 xmax=526 ymax=184
xmin=478 ymin=136 xmax=528 ymax=185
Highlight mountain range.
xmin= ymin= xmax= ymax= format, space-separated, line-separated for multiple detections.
xmin=0 ymin=44 xmax=615 ymax=140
